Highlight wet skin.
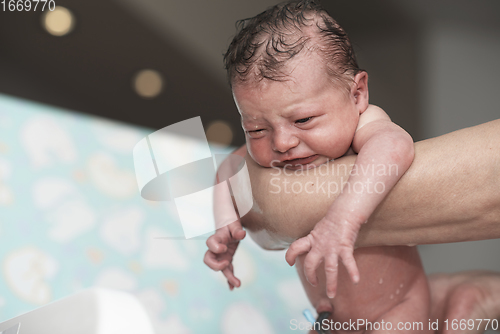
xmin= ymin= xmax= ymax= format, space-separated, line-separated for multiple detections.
xmin=241 ymin=155 xmax=431 ymax=333
xmin=205 ymin=120 xmax=500 ymax=332
xmin=234 ymin=51 xmax=414 ymax=297
xmin=297 ymin=247 xmax=430 ymax=333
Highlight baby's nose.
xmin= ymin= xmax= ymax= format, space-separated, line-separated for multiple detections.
xmin=272 ymin=130 xmax=299 ymax=153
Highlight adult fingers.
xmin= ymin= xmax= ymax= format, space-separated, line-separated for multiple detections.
xmin=286 ymin=236 xmax=312 ymax=266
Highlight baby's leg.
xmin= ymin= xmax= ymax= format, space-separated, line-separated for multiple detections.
xmin=366 ymin=270 xmax=431 ymax=334
xmin=429 ymin=271 xmax=500 ymax=334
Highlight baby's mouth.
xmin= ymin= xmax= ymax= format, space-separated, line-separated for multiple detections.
xmin=281 ymin=154 xmax=318 ymax=168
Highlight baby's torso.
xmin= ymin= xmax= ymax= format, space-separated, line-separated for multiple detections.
xmin=329 ymin=245 xmax=426 ymax=322
xmin=240 ymin=153 xmax=429 ymax=324
xmin=244 ymin=228 xmax=428 ymax=323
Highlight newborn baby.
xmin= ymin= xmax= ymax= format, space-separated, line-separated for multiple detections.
xmin=206 ymin=1 xmax=429 ymax=332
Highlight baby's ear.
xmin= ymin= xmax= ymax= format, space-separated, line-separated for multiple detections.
xmin=351 ymin=72 xmax=369 ymax=114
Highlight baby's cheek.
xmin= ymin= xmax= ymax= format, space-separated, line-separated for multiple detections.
xmin=247 ymin=140 xmax=273 ymax=167
xmin=318 ymin=140 xmax=351 ymax=160
xmin=312 ymin=128 xmax=351 ymax=158
xmin=331 ymin=134 xmax=355 ymax=158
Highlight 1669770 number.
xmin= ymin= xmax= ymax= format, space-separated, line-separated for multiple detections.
xmin=2 ymin=0 xmax=56 ymax=11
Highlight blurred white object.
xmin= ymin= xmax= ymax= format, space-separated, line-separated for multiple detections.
xmin=0 ymin=288 xmax=155 ymax=334
xmin=133 ymin=117 xmax=253 ymax=239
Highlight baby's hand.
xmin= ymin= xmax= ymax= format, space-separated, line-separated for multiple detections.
xmin=285 ymin=211 xmax=361 ymax=299
xmin=204 ymin=220 xmax=246 ymax=290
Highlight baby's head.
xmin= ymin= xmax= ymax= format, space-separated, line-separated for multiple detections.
xmin=224 ymin=0 xmax=369 ymax=169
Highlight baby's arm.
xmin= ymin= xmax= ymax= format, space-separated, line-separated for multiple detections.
xmin=204 ymin=145 xmax=247 ymax=290
xmin=286 ymin=105 xmax=414 ymax=298
xmin=341 ymin=104 xmax=415 ymax=231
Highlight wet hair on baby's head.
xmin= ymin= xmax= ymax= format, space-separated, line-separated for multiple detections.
xmin=224 ymin=0 xmax=363 ymax=89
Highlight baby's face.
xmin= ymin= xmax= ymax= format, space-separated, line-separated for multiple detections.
xmin=233 ymin=55 xmax=362 ymax=170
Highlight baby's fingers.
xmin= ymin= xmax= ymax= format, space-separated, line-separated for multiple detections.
xmin=227 ymin=220 xmax=246 ymax=241
xmin=203 ymin=250 xmax=229 ymax=271
xmin=206 ymin=228 xmax=230 ymax=254
xmin=340 ymin=249 xmax=360 ymax=284
xmin=303 ymin=250 xmax=323 ymax=288
xmin=222 ymin=263 xmax=241 ymax=289
xmin=324 ymin=255 xmax=340 ymax=299
xmin=286 ymin=236 xmax=312 ymax=266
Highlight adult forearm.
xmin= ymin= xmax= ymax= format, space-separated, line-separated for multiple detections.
xmin=358 ymin=119 xmax=500 ymax=247
xmin=243 ymin=120 xmax=500 ymax=247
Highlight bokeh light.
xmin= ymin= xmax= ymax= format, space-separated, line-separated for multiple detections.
xmin=133 ymin=69 xmax=163 ymax=98
xmin=42 ymin=6 xmax=75 ymax=37
xmin=206 ymin=120 xmax=233 ymax=147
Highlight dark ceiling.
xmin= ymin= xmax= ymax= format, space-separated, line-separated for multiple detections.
xmin=0 ymin=0 xmax=415 ymax=147
xmin=0 ymin=0 xmax=244 ymax=144
xmin=1 ymin=0 xmax=499 ymax=146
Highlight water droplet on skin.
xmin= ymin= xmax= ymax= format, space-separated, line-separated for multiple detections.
xmin=396 ymin=289 xmax=400 ymax=295
xmin=390 ymin=294 xmax=394 ymax=300
xmin=379 ymin=278 xmax=383 ymax=284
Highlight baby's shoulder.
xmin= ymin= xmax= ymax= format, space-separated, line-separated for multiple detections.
xmin=356 ymin=105 xmax=392 ymax=132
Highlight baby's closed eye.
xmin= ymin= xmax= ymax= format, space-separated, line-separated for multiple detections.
xmin=246 ymin=128 xmax=266 ymax=139
xmin=295 ymin=117 xmax=312 ymax=124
